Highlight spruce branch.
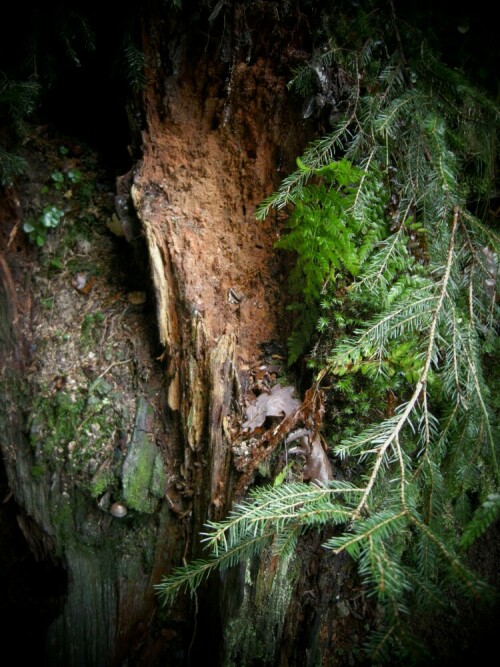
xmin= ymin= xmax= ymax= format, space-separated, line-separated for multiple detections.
xmin=256 ymin=61 xmax=362 ymax=220
xmin=201 ymin=481 xmax=362 ymax=555
xmin=408 ymin=513 xmax=493 ymax=599
xmin=155 ymin=532 xmax=274 ymax=606
xmin=326 ymin=509 xmax=409 ymax=556
xmin=351 ymin=208 xmax=458 ymax=519
xmin=461 ymin=493 xmax=500 ymax=549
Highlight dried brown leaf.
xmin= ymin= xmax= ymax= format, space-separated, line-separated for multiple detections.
xmin=243 ymin=384 xmax=301 ymax=431
xmin=303 ymin=434 xmax=333 ymax=484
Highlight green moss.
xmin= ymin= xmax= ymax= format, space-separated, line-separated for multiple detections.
xmin=89 ymin=466 xmax=116 ymax=498
xmin=151 ymin=453 xmax=167 ymax=499
xmin=52 ymin=497 xmax=75 ymax=551
xmin=30 ymin=464 xmax=46 ymax=479
xmin=122 ymin=399 xmax=164 ymax=514
xmin=30 ymin=389 xmax=86 ymax=457
xmin=81 ymin=311 xmax=105 ymax=351
xmin=29 ymin=386 xmax=121 ymax=483
xmin=122 ymin=436 xmax=158 ymax=513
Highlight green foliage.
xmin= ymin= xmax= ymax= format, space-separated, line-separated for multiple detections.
xmin=22 ymin=162 xmax=97 ymax=246
xmin=461 ymin=494 xmax=500 ymax=550
xmin=123 ymin=39 xmax=148 ymax=92
xmin=0 ymin=73 xmax=39 ymax=118
xmin=48 ymin=167 xmax=82 ymax=191
xmin=0 ymin=147 xmax=28 ymax=186
xmin=155 ymin=481 xmax=355 ymax=605
xmin=161 ymin=3 xmax=499 ymax=662
xmin=275 ymin=158 xmax=388 ymax=364
xmin=23 ymin=205 xmax=65 ymax=246
xmin=0 ymin=72 xmax=40 ymax=184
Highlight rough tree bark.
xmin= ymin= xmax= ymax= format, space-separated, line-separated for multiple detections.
xmin=0 ymin=3 xmax=370 ymax=666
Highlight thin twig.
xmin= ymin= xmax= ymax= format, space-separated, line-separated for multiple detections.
xmin=88 ymin=358 xmax=132 ymax=391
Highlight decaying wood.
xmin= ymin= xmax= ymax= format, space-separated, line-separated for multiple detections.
xmin=0 ymin=252 xmax=17 ymax=353
xmin=234 ymin=384 xmax=331 ymax=495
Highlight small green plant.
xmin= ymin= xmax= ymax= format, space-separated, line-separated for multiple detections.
xmin=22 ymin=162 xmax=94 ymax=246
xmin=50 ymin=169 xmax=65 ymax=190
xmin=23 ymin=205 xmax=64 ymax=246
xmin=49 ymin=257 xmax=64 ymax=272
xmin=67 ymin=168 xmax=82 ymax=184
xmin=50 ymin=168 xmax=82 ymax=190
xmin=40 ymin=297 xmax=54 ymax=309
xmin=274 ymin=158 xmax=387 ymax=364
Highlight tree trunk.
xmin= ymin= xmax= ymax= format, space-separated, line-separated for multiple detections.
xmin=0 ymin=3 xmax=370 ymax=665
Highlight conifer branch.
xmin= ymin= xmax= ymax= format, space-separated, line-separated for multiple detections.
xmin=156 ymin=531 xmax=275 ymax=606
xmin=200 ymin=482 xmax=362 ymax=555
xmin=352 ymin=208 xmax=458 ymax=519
xmin=461 ymin=493 xmax=500 ymax=549
xmin=328 ymin=510 xmax=408 ymax=555
xmin=408 ymin=514 xmax=493 ymax=598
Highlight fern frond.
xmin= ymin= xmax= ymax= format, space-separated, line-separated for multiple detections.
xmin=255 ymin=118 xmax=358 ymax=219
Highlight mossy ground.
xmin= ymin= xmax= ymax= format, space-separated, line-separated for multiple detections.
xmin=17 ymin=126 xmax=167 ymax=519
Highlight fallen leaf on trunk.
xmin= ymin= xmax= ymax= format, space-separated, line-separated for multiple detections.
xmin=303 ymin=434 xmax=333 ymax=484
xmin=243 ymin=384 xmax=301 ymax=431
